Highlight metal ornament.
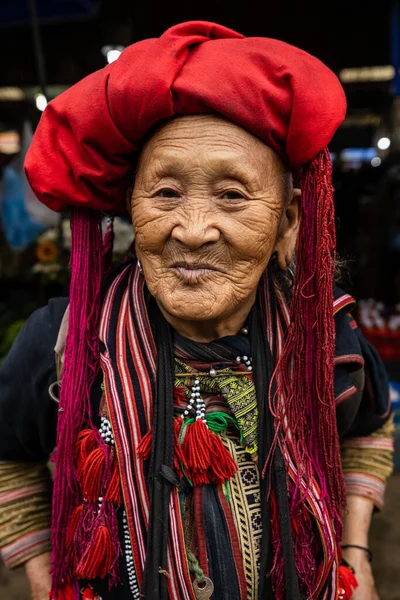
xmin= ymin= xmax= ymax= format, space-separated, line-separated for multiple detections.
xmin=193 ymin=577 xmax=214 ymax=600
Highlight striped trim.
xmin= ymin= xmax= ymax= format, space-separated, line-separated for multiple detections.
xmin=100 ymin=262 xmax=196 ymax=600
xmin=335 ymin=386 xmax=357 ymax=406
xmin=341 ymin=437 xmax=394 ymax=451
xmin=344 ymin=472 xmax=385 ymax=509
xmin=1 ymin=528 xmax=51 ymax=568
xmin=334 ymin=354 xmax=364 ymax=367
xmin=0 ymin=481 xmax=50 ymax=506
xmin=333 ymin=294 xmax=355 ymax=315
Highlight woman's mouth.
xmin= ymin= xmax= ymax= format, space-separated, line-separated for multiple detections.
xmin=171 ymin=262 xmax=222 ymax=282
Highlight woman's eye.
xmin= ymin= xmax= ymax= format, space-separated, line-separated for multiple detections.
xmin=157 ymin=188 xmax=180 ymax=198
xmin=222 ymin=191 xmax=246 ymax=200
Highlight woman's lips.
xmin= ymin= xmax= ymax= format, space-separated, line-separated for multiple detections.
xmin=171 ymin=262 xmax=222 ymax=282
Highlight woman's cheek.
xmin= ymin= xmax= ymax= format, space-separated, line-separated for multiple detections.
xmin=225 ymin=219 xmax=277 ymax=265
xmin=132 ymin=207 xmax=168 ymax=253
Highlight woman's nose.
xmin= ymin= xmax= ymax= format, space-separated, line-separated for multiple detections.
xmin=171 ymin=212 xmax=220 ymax=249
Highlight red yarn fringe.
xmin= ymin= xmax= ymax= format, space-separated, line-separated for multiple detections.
xmin=104 ymin=457 xmax=123 ymax=505
xmin=66 ymin=505 xmax=83 ymax=548
xmin=338 ymin=564 xmax=358 ymax=599
xmin=64 ymin=422 xmax=123 ymax=586
xmin=79 ymin=447 xmax=105 ymax=502
xmin=50 ymin=209 xmax=103 ymax=598
xmin=137 ymin=416 xmax=236 ymax=485
xmin=269 ymin=148 xmax=345 ymax=538
xmin=76 ymin=523 xmax=116 ymax=580
xmin=181 ymin=418 xmax=237 ymax=485
xmin=53 ymin=583 xmax=75 ymax=599
xmin=102 ymin=218 xmax=114 ymax=274
xmin=75 ymin=429 xmax=97 ymax=470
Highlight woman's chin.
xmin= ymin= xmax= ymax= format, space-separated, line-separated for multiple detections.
xmin=158 ymin=292 xmax=228 ymax=324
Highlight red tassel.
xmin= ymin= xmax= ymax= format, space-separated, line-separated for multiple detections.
xmin=137 ymin=428 xmax=152 ymax=460
xmin=182 ymin=419 xmax=237 ymax=486
xmin=52 ymin=583 xmax=75 ymax=599
xmin=270 ymin=148 xmax=345 ymax=544
xmin=82 ymin=586 xmax=97 ymax=599
xmin=79 ymin=447 xmax=105 ymax=502
xmin=173 ymin=387 xmax=187 ymax=405
xmin=66 ymin=504 xmax=83 ymax=547
xmin=75 ymin=428 xmax=97 ymax=470
xmin=104 ymin=456 xmax=122 ymax=505
xmin=76 ymin=523 xmax=115 ymax=580
xmin=338 ymin=565 xmax=358 ymax=599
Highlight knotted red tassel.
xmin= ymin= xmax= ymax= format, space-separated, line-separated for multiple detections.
xmin=208 ymin=427 xmax=237 ymax=482
xmin=66 ymin=504 xmax=83 ymax=547
xmin=82 ymin=587 xmax=95 ymax=600
xmin=338 ymin=564 xmax=358 ymax=599
xmin=82 ymin=586 xmax=101 ymax=600
xmin=75 ymin=429 xmax=97 ymax=470
xmin=51 ymin=582 xmax=75 ymax=599
xmin=76 ymin=522 xmax=115 ymax=580
xmin=79 ymin=447 xmax=105 ymax=502
xmin=182 ymin=418 xmax=237 ymax=485
xmin=104 ymin=456 xmax=122 ymax=505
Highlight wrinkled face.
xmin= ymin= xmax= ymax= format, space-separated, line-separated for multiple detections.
xmin=131 ymin=115 xmax=295 ymax=325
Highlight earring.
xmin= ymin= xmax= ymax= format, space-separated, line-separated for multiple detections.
xmin=137 ymin=258 xmax=143 ymax=274
xmin=286 ymin=266 xmax=295 ymax=289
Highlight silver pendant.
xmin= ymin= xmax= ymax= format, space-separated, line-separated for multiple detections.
xmin=193 ymin=576 xmax=214 ymax=600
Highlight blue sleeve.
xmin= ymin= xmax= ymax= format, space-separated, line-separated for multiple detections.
xmin=0 ymin=298 xmax=68 ymax=461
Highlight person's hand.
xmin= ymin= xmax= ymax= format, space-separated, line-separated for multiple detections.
xmin=25 ymin=551 xmax=52 ymax=600
xmin=341 ymin=547 xmax=379 ymax=600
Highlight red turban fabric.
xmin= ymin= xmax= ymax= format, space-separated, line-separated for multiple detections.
xmin=25 ymin=20 xmax=346 ymax=214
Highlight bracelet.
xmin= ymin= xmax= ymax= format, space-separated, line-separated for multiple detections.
xmin=341 ymin=544 xmax=373 ymax=563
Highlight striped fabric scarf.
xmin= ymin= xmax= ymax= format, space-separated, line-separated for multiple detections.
xmin=98 ymin=260 xmax=343 ymax=600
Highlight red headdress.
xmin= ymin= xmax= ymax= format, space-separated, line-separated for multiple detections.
xmin=25 ymin=20 xmax=346 ymax=598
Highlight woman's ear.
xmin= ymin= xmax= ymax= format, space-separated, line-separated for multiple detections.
xmin=274 ymin=188 xmax=301 ymax=270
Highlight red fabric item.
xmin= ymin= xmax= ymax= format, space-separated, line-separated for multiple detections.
xmin=25 ymin=20 xmax=346 ymax=214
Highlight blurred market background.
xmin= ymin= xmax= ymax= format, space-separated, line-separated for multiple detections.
xmin=0 ymin=0 xmax=400 ymax=597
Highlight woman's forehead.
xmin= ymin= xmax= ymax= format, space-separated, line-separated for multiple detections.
xmin=139 ymin=114 xmax=286 ymax=179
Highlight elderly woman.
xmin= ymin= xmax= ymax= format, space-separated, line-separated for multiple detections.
xmin=0 ymin=21 xmax=393 ymax=600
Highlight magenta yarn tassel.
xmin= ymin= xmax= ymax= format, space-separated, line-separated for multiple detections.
xmin=268 ymin=148 xmax=344 ymax=559
xmin=102 ymin=216 xmax=115 ymax=274
xmin=50 ymin=208 xmax=103 ymax=600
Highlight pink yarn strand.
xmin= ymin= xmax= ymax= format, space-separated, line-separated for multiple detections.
xmin=270 ymin=148 xmax=344 ymax=537
xmin=50 ymin=208 xmax=103 ymax=599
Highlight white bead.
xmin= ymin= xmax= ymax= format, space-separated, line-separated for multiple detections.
xmin=242 ymin=327 xmax=249 ymax=335
xmin=209 ymin=368 xmax=217 ymax=377
xmin=248 ymin=366 xmax=253 ymax=371
xmin=236 ymin=356 xmax=241 ymax=363
xmin=242 ymin=356 xmax=248 ymax=361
